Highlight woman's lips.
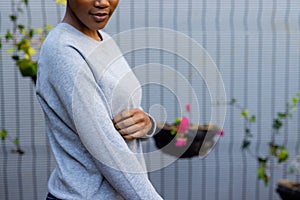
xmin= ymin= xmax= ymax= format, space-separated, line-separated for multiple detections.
xmin=91 ymin=13 xmax=109 ymax=22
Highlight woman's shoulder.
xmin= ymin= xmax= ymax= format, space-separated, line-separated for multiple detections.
xmin=38 ymin=24 xmax=91 ymax=78
xmin=42 ymin=23 xmax=81 ymax=51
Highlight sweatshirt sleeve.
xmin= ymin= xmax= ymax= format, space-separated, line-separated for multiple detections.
xmin=141 ymin=113 xmax=157 ymax=139
xmin=41 ymin=46 xmax=162 ymax=200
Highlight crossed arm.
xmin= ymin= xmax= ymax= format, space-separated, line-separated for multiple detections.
xmin=113 ymin=108 xmax=154 ymax=140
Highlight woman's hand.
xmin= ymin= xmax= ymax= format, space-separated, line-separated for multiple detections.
xmin=113 ymin=109 xmax=153 ymax=140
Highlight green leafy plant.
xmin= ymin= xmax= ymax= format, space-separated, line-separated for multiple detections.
xmin=231 ymin=92 xmax=300 ymax=186
xmin=0 ymin=0 xmax=65 ymax=154
xmin=1 ymin=0 xmax=51 ymax=83
xmin=0 ymin=129 xmax=24 ymax=154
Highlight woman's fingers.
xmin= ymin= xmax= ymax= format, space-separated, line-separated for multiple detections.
xmin=122 ymin=124 xmax=152 ymax=140
xmin=113 ymin=109 xmax=134 ymax=124
xmin=113 ymin=109 xmax=152 ymax=140
xmin=114 ymin=111 xmax=143 ymax=130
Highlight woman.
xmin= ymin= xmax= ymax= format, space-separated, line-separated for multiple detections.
xmin=36 ymin=0 xmax=163 ymax=199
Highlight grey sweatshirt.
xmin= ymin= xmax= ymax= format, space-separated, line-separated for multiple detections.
xmin=36 ymin=23 xmax=162 ymax=200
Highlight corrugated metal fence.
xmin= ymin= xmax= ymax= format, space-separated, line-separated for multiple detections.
xmin=1 ymin=0 xmax=300 ymax=199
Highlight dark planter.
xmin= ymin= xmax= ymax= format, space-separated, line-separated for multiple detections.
xmin=153 ymin=124 xmax=220 ymax=158
xmin=276 ymin=179 xmax=300 ymax=200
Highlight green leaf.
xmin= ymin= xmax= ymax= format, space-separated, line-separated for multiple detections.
xmin=171 ymin=130 xmax=177 ymax=135
xmin=16 ymin=149 xmax=25 ymax=155
xmin=273 ymin=119 xmax=282 ymax=130
xmin=0 ymin=37 xmax=2 ymax=49
xmin=269 ymin=144 xmax=278 ymax=156
xmin=46 ymin=24 xmax=52 ymax=31
xmin=6 ymin=48 xmax=16 ymax=54
xmin=277 ymin=148 xmax=288 ymax=163
xmin=16 ymin=59 xmax=37 ymax=77
xmin=263 ymin=175 xmax=269 ymax=186
xmin=0 ymin=129 xmax=7 ymax=140
xmin=12 ymin=55 xmax=20 ymax=61
xmin=277 ymin=112 xmax=287 ymax=119
xmin=250 ymin=115 xmax=256 ymax=123
xmin=241 ymin=109 xmax=249 ymax=119
xmin=9 ymin=15 xmax=17 ymax=22
xmin=36 ymin=28 xmax=43 ymax=34
xmin=230 ymin=98 xmax=236 ymax=105
xmin=257 ymin=167 xmax=265 ymax=179
xmin=27 ymin=47 xmax=37 ymax=57
xmin=16 ymin=39 xmax=37 ymax=58
xmin=23 ymin=0 xmax=28 ymax=6
xmin=29 ymin=28 xmax=35 ymax=38
xmin=257 ymin=162 xmax=269 ymax=186
xmin=5 ymin=30 xmax=13 ymax=40
xmin=14 ymin=137 xmax=19 ymax=145
xmin=17 ymin=38 xmax=30 ymax=52
xmin=174 ymin=118 xmax=181 ymax=125
xmin=292 ymin=97 xmax=298 ymax=105
xmin=18 ymin=24 xmax=25 ymax=30
xmin=241 ymin=139 xmax=251 ymax=150
xmin=18 ymin=24 xmax=25 ymax=33
xmin=258 ymin=157 xmax=268 ymax=167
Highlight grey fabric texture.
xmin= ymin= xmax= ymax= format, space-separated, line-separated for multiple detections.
xmin=36 ymin=23 xmax=162 ymax=200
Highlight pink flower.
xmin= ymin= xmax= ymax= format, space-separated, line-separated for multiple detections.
xmin=175 ymin=137 xmax=187 ymax=147
xmin=185 ymin=104 xmax=191 ymax=112
xmin=217 ymin=130 xmax=224 ymax=137
xmin=177 ymin=116 xmax=189 ymax=133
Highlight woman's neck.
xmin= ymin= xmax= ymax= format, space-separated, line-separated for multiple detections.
xmin=62 ymin=9 xmax=102 ymax=42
